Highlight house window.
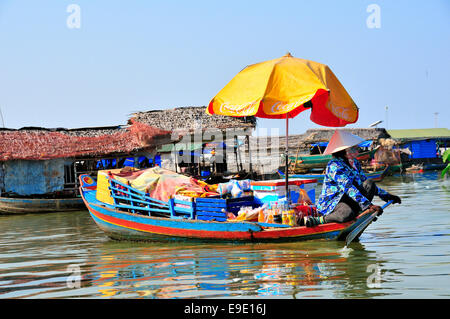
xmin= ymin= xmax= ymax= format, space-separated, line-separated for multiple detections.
xmin=64 ymin=162 xmax=76 ymax=189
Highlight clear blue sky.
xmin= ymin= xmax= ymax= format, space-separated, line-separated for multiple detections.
xmin=0 ymin=0 xmax=449 ymax=135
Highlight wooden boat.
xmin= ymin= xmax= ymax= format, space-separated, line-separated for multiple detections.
xmin=364 ymin=167 xmax=389 ymax=181
xmin=405 ymin=164 xmax=424 ymax=174
xmin=278 ymin=166 xmax=389 ymax=183
xmin=79 ymin=173 xmax=383 ymax=243
xmin=0 ymin=196 xmax=85 ymax=214
xmin=288 ymin=148 xmax=378 ymax=171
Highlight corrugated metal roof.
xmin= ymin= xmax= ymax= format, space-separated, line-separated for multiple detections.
xmin=387 ymin=128 xmax=450 ymax=140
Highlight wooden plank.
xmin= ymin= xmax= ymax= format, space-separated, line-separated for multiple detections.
xmin=227 ymin=201 xmax=254 ymax=208
xmin=114 ymin=203 xmax=170 ymax=215
xmin=195 ymin=201 xmax=226 ymax=207
xmin=109 ymin=186 xmax=168 ymax=207
xmin=226 ymin=196 xmax=254 ymax=203
xmin=196 ymin=205 xmax=227 ymax=210
xmin=195 ymin=196 xmax=254 ymax=209
xmin=174 ymin=206 xmax=194 ymax=214
xmin=198 ymin=200 xmax=247 ymax=207
xmin=110 ymin=180 xmax=148 ymax=197
xmin=196 ymin=207 xmax=226 ymax=212
xmin=169 ymin=198 xmax=195 ymax=219
xmin=227 ymin=200 xmax=254 ymax=205
xmin=109 ymin=180 xmax=168 ymax=206
xmin=196 ymin=216 xmax=227 ymax=222
xmin=196 ymin=211 xmax=226 ymax=216
xmin=174 ymin=199 xmax=194 ymax=205
xmin=196 ymin=204 xmax=226 ymax=209
xmin=256 ymin=222 xmax=291 ymax=228
xmin=111 ymin=194 xmax=168 ymax=209
xmin=197 ymin=213 xmax=227 ymax=218
xmin=195 ymin=197 xmax=224 ymax=203
xmin=196 ymin=203 xmax=227 ymax=208
xmin=109 ymin=186 xmax=146 ymax=201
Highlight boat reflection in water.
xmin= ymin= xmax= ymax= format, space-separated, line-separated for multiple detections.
xmin=82 ymin=240 xmax=393 ymax=299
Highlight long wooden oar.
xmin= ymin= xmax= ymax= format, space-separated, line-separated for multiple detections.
xmin=345 ymin=200 xmax=393 ymax=247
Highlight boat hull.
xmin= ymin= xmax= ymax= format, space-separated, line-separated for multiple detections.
xmin=279 ymin=167 xmax=388 ymax=183
xmin=0 ymin=196 xmax=85 ymax=215
xmin=81 ymin=187 xmax=373 ymax=243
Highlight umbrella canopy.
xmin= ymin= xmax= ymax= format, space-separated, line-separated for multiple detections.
xmin=207 ymin=53 xmax=358 ymax=126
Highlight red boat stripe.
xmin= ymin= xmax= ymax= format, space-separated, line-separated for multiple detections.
xmin=89 ymin=205 xmax=253 ymax=240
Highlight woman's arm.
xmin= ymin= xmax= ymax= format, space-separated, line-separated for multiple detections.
xmin=327 ymin=161 xmax=371 ymax=211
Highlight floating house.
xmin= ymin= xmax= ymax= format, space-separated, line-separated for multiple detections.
xmin=387 ymin=128 xmax=450 ymax=170
xmin=299 ymin=127 xmax=389 ymax=144
xmin=0 ymin=122 xmax=172 ymax=214
xmin=0 ymin=106 xmax=255 ymax=214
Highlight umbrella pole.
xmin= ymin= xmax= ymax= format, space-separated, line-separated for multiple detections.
xmin=285 ymin=113 xmax=289 ymax=202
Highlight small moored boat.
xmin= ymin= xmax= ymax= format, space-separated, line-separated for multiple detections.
xmin=0 ymin=196 xmax=85 ymax=214
xmin=278 ymin=166 xmax=389 ymax=183
xmin=405 ymin=164 xmax=424 ymax=174
xmin=288 ymin=148 xmax=378 ymax=171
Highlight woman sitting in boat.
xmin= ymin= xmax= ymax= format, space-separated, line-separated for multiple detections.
xmin=304 ymin=130 xmax=401 ymax=227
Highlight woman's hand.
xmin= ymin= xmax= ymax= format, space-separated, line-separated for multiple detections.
xmin=369 ymin=204 xmax=384 ymax=216
xmin=388 ymin=194 xmax=402 ymax=204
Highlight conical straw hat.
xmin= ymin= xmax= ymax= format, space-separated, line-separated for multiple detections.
xmin=323 ymin=130 xmax=366 ymax=155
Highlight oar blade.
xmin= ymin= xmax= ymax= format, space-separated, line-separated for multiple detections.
xmin=345 ymin=200 xmax=394 ymax=247
xmin=345 ymin=212 xmax=377 ymax=247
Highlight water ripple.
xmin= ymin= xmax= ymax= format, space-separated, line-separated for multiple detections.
xmin=0 ymin=173 xmax=449 ymax=298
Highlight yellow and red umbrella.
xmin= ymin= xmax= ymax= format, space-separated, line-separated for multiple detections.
xmin=208 ymin=52 xmax=358 ymax=125
xmin=207 ymin=53 xmax=359 ymax=198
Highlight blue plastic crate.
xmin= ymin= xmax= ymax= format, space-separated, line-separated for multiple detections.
xmin=195 ymin=196 xmax=256 ymax=221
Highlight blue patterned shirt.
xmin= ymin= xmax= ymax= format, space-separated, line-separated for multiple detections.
xmin=316 ymin=157 xmax=389 ymax=216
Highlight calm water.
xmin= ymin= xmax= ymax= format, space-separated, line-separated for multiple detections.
xmin=0 ymin=171 xmax=449 ymax=299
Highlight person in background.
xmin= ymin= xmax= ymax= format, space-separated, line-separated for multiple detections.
xmin=304 ymin=130 xmax=401 ymax=227
xmin=154 ymin=152 xmax=161 ymax=167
